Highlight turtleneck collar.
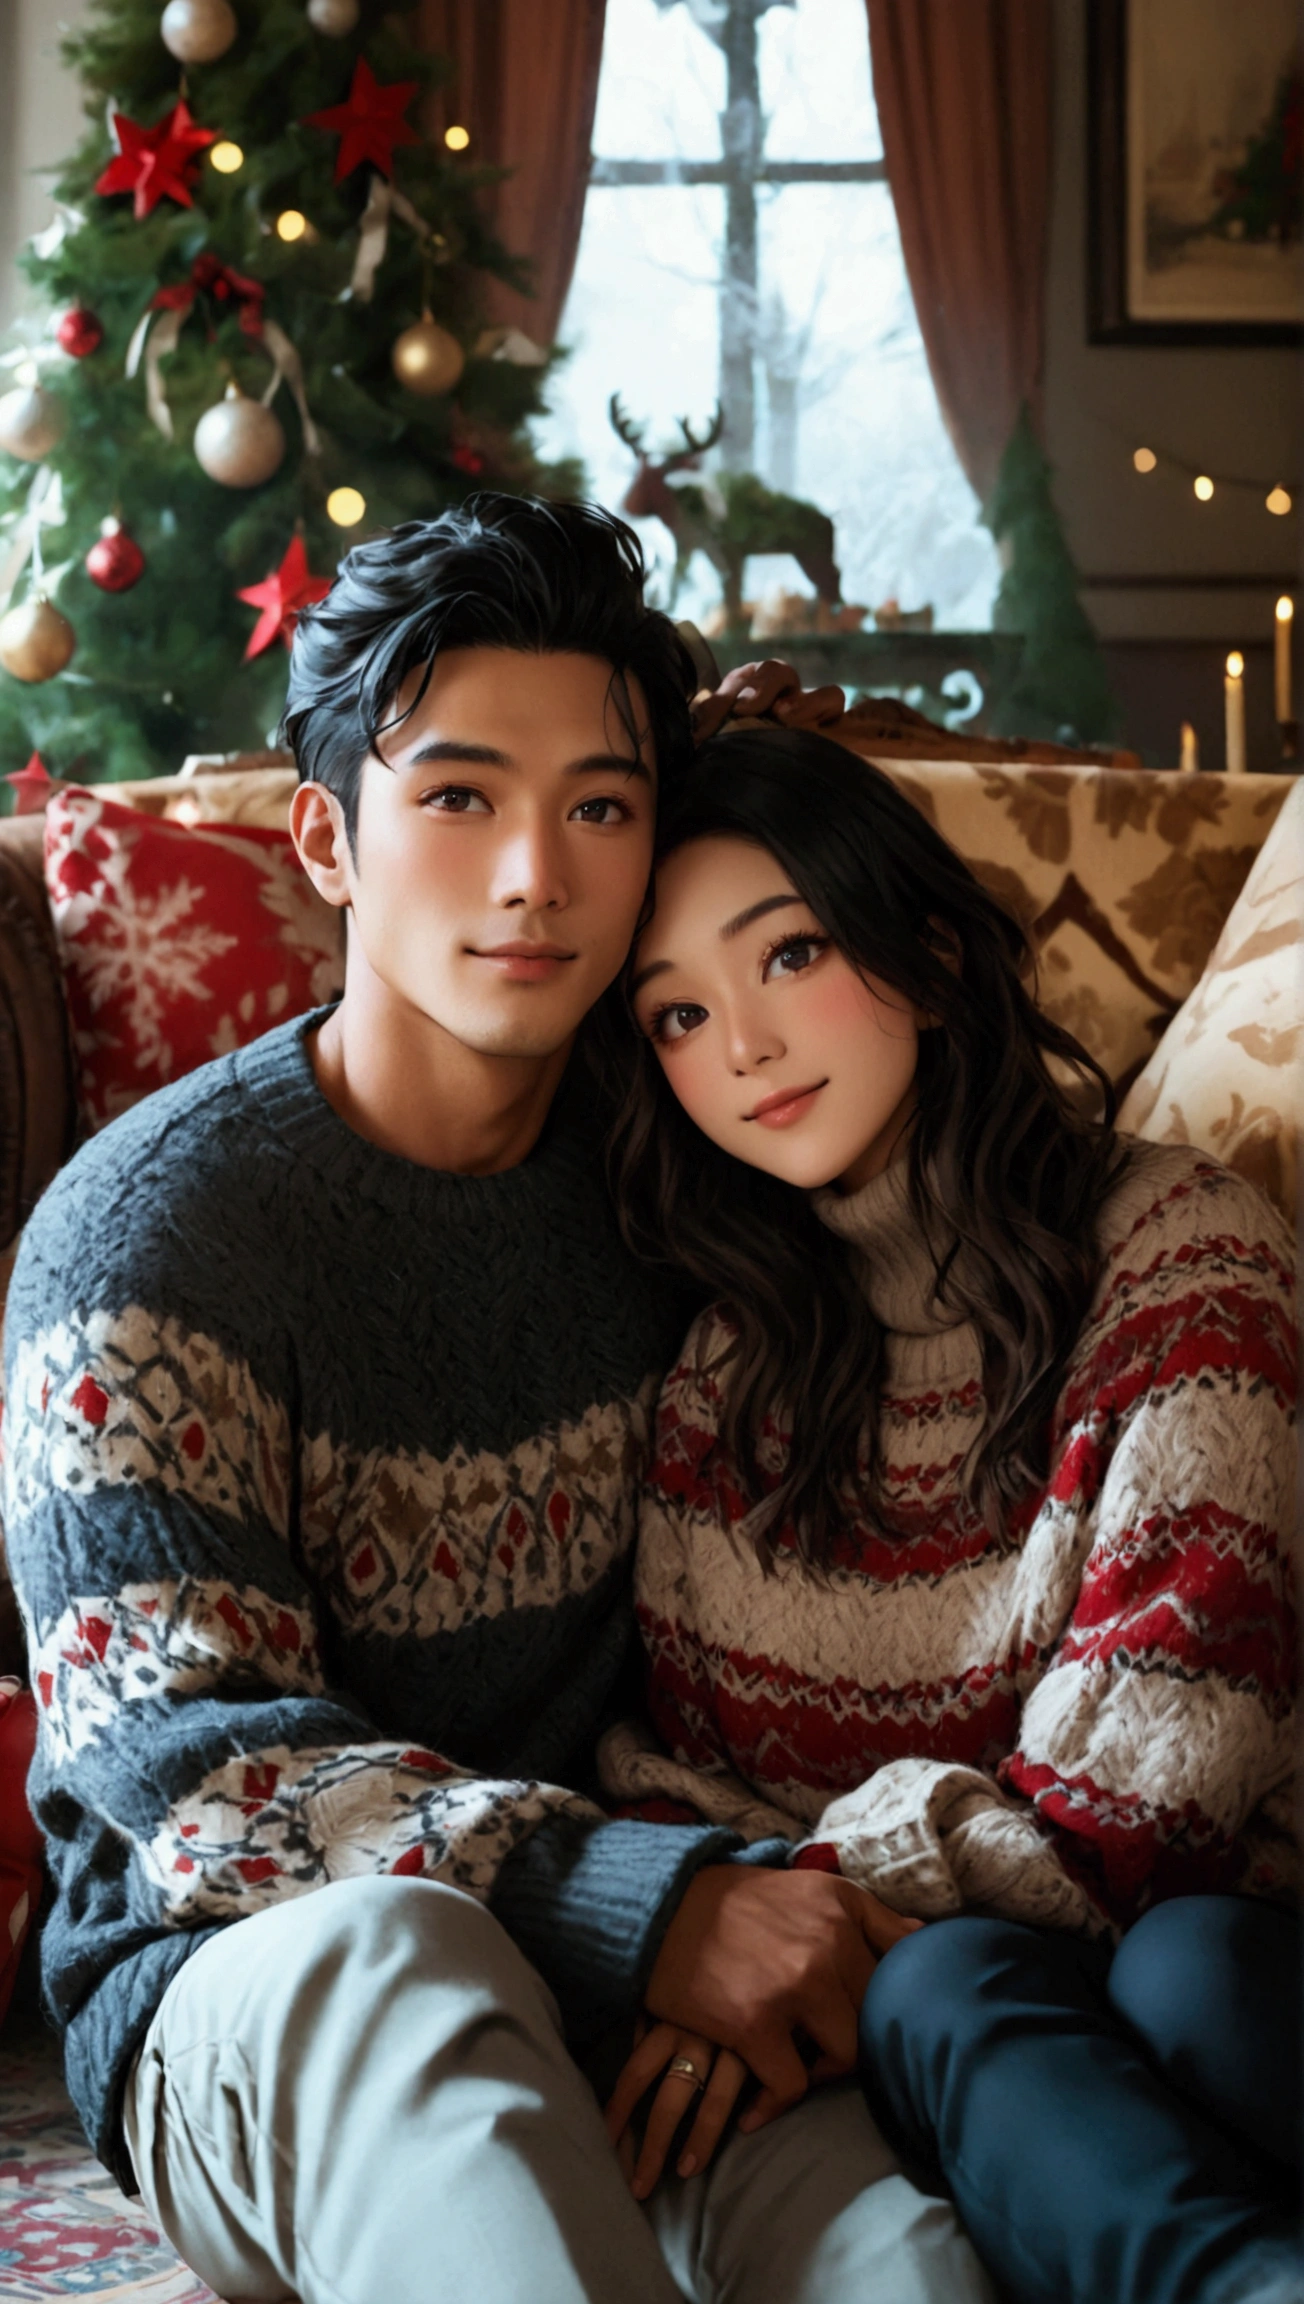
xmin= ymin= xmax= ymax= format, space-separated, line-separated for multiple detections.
xmin=810 ymin=1158 xmax=971 ymax=1340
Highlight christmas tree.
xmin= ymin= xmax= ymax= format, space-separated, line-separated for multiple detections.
xmin=0 ymin=0 xmax=578 ymax=786
xmin=984 ymin=407 xmax=1117 ymax=747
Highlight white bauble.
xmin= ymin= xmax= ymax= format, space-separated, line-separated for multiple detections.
xmin=391 ymin=314 xmax=465 ymax=397
xmin=0 ymin=384 xmax=63 ymax=463
xmin=307 ymin=0 xmax=360 ymax=32
xmin=160 ymin=0 xmax=238 ymax=62
xmin=194 ymin=383 xmax=286 ymax=487
xmin=0 ymin=595 xmax=75 ymax=682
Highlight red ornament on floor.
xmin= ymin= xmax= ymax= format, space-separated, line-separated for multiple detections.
xmin=56 ymin=305 xmax=104 ymax=358
xmin=94 ymin=99 xmax=217 ymax=219
xmin=303 ymin=58 xmax=420 ymax=181
xmin=237 ymin=534 xmax=332 ymax=658
xmin=86 ymin=518 xmax=146 ymax=593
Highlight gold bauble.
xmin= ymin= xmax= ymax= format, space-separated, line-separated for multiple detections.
xmin=306 ymin=0 xmax=360 ymax=31
xmin=160 ymin=0 xmax=238 ymax=63
xmin=193 ymin=383 xmax=286 ymax=487
xmin=0 ymin=384 xmax=63 ymax=463
xmin=0 ymin=595 xmax=75 ymax=682
xmin=392 ymin=314 xmax=465 ymax=398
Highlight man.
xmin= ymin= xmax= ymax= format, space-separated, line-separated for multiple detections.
xmin=4 ymin=496 xmax=991 ymax=2304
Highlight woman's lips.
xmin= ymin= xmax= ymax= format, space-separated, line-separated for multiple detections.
xmin=746 ymin=1080 xmax=827 ymax=1128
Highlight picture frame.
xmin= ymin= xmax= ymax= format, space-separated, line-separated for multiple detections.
xmin=1088 ymin=0 xmax=1302 ymax=345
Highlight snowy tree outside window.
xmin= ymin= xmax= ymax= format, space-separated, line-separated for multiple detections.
xmin=533 ymin=0 xmax=1003 ymax=636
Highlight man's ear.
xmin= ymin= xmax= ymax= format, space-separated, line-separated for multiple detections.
xmin=291 ymin=782 xmax=353 ymax=910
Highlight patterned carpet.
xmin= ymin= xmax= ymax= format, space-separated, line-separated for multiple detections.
xmin=0 ymin=1998 xmax=216 ymax=2303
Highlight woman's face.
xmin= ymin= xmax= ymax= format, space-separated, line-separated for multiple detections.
xmin=630 ymin=835 xmax=923 ymax=1193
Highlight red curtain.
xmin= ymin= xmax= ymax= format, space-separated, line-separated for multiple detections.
xmin=418 ymin=0 xmax=607 ymax=346
xmin=864 ymin=0 xmax=1053 ymax=502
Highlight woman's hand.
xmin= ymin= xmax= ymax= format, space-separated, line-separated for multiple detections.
xmin=690 ymin=658 xmax=845 ymax=742
xmin=606 ymin=2019 xmax=751 ymax=2199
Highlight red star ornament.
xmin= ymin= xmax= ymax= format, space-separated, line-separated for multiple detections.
xmin=237 ymin=536 xmax=333 ymax=660
xmin=95 ymin=100 xmax=217 ymax=219
xmin=303 ymin=59 xmax=420 ymax=182
xmin=6 ymin=753 xmax=54 ymax=814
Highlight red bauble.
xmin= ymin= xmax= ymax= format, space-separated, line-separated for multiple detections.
xmin=86 ymin=519 xmax=146 ymax=593
xmin=56 ymin=306 xmax=104 ymax=358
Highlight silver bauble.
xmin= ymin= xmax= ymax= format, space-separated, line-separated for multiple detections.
xmin=391 ymin=314 xmax=465 ymax=398
xmin=160 ymin=0 xmax=238 ymax=63
xmin=0 ymin=594 xmax=76 ymax=682
xmin=0 ymin=383 xmax=63 ymax=463
xmin=306 ymin=0 xmax=361 ymax=32
xmin=193 ymin=383 xmax=286 ymax=487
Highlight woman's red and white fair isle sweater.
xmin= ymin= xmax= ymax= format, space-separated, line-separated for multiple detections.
xmin=603 ymin=1142 xmax=1298 ymax=1935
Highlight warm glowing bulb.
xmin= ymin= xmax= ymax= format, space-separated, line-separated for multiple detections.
xmin=1226 ymin=651 xmax=1244 ymax=679
xmin=1193 ymin=474 xmax=1214 ymax=501
xmin=1267 ymin=485 xmax=1292 ymax=516
xmin=1133 ymin=446 xmax=1157 ymax=473
xmin=1277 ymin=596 xmax=1294 ymax=623
xmin=327 ymin=487 xmax=366 ymax=527
xmin=444 ymin=124 xmax=470 ymax=150
xmin=276 ymin=209 xmax=308 ymax=242
xmin=209 ymin=141 xmax=244 ymax=173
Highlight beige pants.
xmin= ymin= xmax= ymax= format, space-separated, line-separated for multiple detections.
xmin=122 ymin=1875 xmax=994 ymax=2304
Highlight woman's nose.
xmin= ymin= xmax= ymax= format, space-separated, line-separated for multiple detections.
xmin=725 ymin=1004 xmax=785 ymax=1073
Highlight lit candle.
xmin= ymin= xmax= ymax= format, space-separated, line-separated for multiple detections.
xmin=1179 ymin=721 xmax=1199 ymax=772
xmin=1275 ymin=597 xmax=1293 ymax=723
xmin=1224 ymin=652 xmax=1246 ymax=774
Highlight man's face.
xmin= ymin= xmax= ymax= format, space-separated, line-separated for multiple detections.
xmin=307 ymin=648 xmax=658 ymax=1060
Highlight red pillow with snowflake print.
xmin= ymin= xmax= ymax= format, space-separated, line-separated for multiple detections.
xmin=45 ymin=786 xmax=345 ymax=1131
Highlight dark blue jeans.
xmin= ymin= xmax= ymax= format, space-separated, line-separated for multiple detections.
xmin=860 ymin=1897 xmax=1302 ymax=2304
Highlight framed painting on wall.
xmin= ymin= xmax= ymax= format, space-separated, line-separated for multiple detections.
xmin=1089 ymin=0 xmax=1302 ymax=343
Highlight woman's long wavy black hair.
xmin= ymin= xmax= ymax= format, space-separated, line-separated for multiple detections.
xmin=592 ymin=726 xmax=1130 ymax=1570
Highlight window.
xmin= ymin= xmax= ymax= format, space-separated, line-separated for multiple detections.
xmin=535 ymin=0 xmax=1002 ymax=636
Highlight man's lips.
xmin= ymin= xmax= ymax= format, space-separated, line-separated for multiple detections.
xmin=745 ymin=1079 xmax=828 ymax=1127
xmin=471 ymin=941 xmax=577 ymax=980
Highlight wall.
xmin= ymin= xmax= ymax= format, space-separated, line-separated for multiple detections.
xmin=0 ymin=0 xmax=91 ymax=335
xmin=1045 ymin=0 xmax=1301 ymax=764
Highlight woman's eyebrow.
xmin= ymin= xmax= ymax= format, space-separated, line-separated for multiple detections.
xmin=631 ymin=893 xmax=805 ymax=997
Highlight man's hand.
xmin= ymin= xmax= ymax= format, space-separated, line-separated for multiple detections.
xmin=690 ymin=658 xmax=845 ymax=743
xmin=646 ymin=1864 xmax=921 ymax=2133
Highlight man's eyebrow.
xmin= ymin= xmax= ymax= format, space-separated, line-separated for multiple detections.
xmin=400 ymin=739 xmax=652 ymax=784
xmin=630 ymin=895 xmax=805 ymax=997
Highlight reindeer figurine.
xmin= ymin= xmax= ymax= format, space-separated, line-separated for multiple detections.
xmin=609 ymin=395 xmax=843 ymax=629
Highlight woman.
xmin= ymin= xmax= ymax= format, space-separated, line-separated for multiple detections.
xmin=596 ymin=726 xmax=1299 ymax=2304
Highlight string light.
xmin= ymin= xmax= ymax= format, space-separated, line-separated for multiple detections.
xmin=1267 ymin=486 xmax=1292 ymax=516
xmin=1193 ymin=474 xmax=1214 ymax=501
xmin=209 ymin=141 xmax=244 ymax=173
xmin=444 ymin=124 xmax=470 ymax=150
xmin=327 ymin=486 xmax=366 ymax=527
xmin=276 ymin=210 xmax=308 ymax=242
xmin=1133 ymin=446 xmax=1157 ymax=473
xmin=1126 ymin=443 xmax=1292 ymax=519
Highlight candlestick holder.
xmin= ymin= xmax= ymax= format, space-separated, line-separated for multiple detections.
xmin=1279 ymin=718 xmax=1299 ymax=765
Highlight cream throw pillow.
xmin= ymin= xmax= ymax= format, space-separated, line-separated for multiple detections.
xmin=1118 ymin=780 xmax=1303 ymax=1222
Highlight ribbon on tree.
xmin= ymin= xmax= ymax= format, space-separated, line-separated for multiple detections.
xmin=125 ymin=255 xmax=320 ymax=453
xmin=348 ymin=169 xmax=450 ymax=303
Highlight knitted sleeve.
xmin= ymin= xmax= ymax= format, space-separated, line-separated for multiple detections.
xmin=2 ymin=1293 xmax=603 ymax=1938
xmin=822 ymin=1159 xmax=1298 ymax=1931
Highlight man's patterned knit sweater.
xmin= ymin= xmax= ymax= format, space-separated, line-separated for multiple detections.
xmin=604 ymin=1143 xmax=1298 ymax=1933
xmin=2 ymin=1012 xmax=746 ymax=2186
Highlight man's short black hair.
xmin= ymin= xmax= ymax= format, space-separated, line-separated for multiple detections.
xmin=281 ymin=495 xmax=699 ymax=844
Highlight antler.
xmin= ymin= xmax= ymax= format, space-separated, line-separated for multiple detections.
xmin=675 ymin=404 xmax=725 ymax=459
xmin=608 ymin=393 xmax=649 ymax=456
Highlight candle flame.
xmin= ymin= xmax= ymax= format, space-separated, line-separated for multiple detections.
xmin=1226 ymin=651 xmax=1244 ymax=678
xmin=1276 ymin=597 xmax=1294 ymax=623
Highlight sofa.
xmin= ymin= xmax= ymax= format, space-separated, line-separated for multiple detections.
xmin=0 ymin=735 xmax=1297 ymax=2304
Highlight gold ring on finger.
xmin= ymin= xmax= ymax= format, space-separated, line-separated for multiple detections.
xmin=668 ymin=2055 xmax=707 ymax=2090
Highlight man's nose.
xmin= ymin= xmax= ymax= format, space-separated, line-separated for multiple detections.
xmin=490 ymin=816 xmax=570 ymax=912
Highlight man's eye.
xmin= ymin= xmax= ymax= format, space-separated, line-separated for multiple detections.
xmin=651 ymin=1003 xmax=707 ymax=1045
xmin=570 ymin=795 xmax=631 ymax=825
xmin=762 ymin=934 xmax=828 ymax=982
xmin=424 ymin=786 xmax=490 ymax=813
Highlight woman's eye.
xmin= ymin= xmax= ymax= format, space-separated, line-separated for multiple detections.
xmin=762 ymin=935 xmax=827 ymax=982
xmin=651 ymin=1003 xmax=708 ymax=1045
xmin=570 ymin=795 xmax=631 ymax=825
xmin=424 ymin=786 xmax=490 ymax=814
